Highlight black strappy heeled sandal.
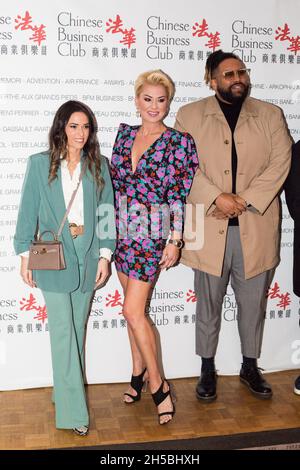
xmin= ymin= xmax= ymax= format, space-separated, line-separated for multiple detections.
xmin=72 ymin=425 xmax=89 ymax=436
xmin=151 ymin=380 xmax=175 ymax=425
xmin=123 ymin=367 xmax=147 ymax=403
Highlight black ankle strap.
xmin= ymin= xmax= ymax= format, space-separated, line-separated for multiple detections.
xmin=152 ymin=381 xmax=170 ymax=406
xmin=130 ymin=367 xmax=147 ymax=392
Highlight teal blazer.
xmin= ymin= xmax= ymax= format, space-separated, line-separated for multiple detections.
xmin=14 ymin=152 xmax=116 ymax=293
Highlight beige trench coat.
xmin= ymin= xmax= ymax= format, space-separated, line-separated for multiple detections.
xmin=175 ymin=96 xmax=292 ymax=279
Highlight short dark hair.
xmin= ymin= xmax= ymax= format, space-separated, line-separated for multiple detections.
xmin=204 ymin=49 xmax=242 ymax=84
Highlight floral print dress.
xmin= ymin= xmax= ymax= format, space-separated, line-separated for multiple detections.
xmin=110 ymin=123 xmax=198 ymax=283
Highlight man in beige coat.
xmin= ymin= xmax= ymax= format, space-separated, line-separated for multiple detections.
xmin=175 ymin=50 xmax=292 ymax=401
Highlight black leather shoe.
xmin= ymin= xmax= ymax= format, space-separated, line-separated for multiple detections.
xmin=240 ymin=366 xmax=272 ymax=399
xmin=196 ymin=370 xmax=217 ymax=402
xmin=294 ymin=375 xmax=300 ymax=395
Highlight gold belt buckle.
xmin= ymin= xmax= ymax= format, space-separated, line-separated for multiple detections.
xmin=69 ymin=223 xmax=78 ymax=239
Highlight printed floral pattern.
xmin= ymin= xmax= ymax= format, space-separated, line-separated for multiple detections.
xmin=110 ymin=123 xmax=198 ymax=283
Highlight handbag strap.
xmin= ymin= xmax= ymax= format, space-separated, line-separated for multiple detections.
xmin=57 ymin=159 xmax=88 ymax=238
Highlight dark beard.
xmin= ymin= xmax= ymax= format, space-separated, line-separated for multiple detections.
xmin=218 ymin=83 xmax=250 ymax=104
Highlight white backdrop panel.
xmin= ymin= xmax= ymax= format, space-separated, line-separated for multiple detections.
xmin=0 ymin=0 xmax=299 ymax=390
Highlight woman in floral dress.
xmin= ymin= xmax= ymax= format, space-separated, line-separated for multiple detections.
xmin=110 ymin=70 xmax=198 ymax=424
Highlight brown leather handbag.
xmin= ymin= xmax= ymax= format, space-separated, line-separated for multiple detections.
xmin=28 ymin=161 xmax=86 ymax=271
xmin=28 ymin=230 xmax=66 ymax=270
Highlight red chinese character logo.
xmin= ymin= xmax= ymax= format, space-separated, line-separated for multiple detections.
xmin=20 ymin=294 xmax=48 ymax=322
xmin=267 ymin=282 xmax=291 ymax=310
xmin=120 ymin=28 xmax=136 ymax=49
xmin=276 ymin=293 xmax=291 ymax=310
xmin=20 ymin=293 xmax=38 ymax=311
xmin=106 ymin=14 xmax=124 ymax=34
xmin=192 ymin=18 xmax=222 ymax=51
xmin=15 ymin=11 xmax=33 ymax=31
xmin=106 ymin=14 xmax=136 ymax=49
xmin=267 ymin=281 xmax=280 ymax=299
xmin=186 ymin=289 xmax=197 ymax=303
xmin=288 ymin=36 xmax=300 ymax=55
xmin=275 ymin=23 xmax=300 ymax=55
xmin=275 ymin=23 xmax=291 ymax=41
xmin=33 ymin=305 xmax=48 ymax=323
xmin=14 ymin=11 xmax=46 ymax=44
xmin=205 ymin=32 xmax=221 ymax=51
xmin=29 ymin=24 xmax=46 ymax=46
xmin=105 ymin=290 xmax=124 ymax=314
xmin=192 ymin=19 xmax=209 ymax=38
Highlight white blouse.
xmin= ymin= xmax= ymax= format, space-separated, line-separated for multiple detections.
xmin=60 ymin=158 xmax=84 ymax=226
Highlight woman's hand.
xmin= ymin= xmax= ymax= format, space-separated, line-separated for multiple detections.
xmin=159 ymin=243 xmax=180 ymax=270
xmin=20 ymin=256 xmax=36 ymax=288
xmin=95 ymin=258 xmax=110 ymax=289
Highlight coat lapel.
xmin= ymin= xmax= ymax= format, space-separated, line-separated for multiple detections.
xmin=235 ymin=97 xmax=258 ymax=131
xmin=82 ymin=163 xmax=95 ymax=249
xmin=38 ymin=155 xmax=67 ymax=230
xmin=204 ymin=96 xmax=229 ymax=128
xmin=48 ymin=166 xmax=67 ymax=229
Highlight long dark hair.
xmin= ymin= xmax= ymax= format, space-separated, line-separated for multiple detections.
xmin=48 ymin=100 xmax=104 ymax=189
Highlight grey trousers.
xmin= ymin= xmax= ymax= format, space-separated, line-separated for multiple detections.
xmin=194 ymin=226 xmax=274 ymax=358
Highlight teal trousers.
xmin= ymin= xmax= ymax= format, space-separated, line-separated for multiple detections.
xmin=42 ymin=236 xmax=93 ymax=429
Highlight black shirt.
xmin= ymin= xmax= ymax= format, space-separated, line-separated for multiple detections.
xmin=216 ymin=96 xmax=243 ymax=226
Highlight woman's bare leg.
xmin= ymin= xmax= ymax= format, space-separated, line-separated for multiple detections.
xmin=121 ymin=276 xmax=173 ymax=424
xmin=117 ymin=272 xmax=148 ymax=401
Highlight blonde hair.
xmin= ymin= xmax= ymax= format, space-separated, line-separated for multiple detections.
xmin=134 ymin=69 xmax=175 ymax=102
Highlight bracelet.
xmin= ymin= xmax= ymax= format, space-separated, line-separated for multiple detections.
xmin=168 ymin=239 xmax=184 ymax=249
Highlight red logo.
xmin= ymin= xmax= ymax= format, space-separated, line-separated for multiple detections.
xmin=267 ymin=282 xmax=291 ymax=310
xmin=106 ymin=14 xmax=136 ymax=49
xmin=15 ymin=10 xmax=46 ymax=45
xmin=186 ymin=289 xmax=197 ymax=302
xmin=275 ymin=23 xmax=300 ymax=55
xmin=105 ymin=289 xmax=124 ymax=314
xmin=192 ymin=18 xmax=221 ymax=51
xmin=20 ymin=293 xmax=48 ymax=323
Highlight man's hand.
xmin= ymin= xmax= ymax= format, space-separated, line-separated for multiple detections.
xmin=212 ymin=208 xmax=229 ymax=219
xmin=215 ymin=193 xmax=247 ymax=217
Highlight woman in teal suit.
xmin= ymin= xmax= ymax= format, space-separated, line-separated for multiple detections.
xmin=14 ymin=100 xmax=116 ymax=436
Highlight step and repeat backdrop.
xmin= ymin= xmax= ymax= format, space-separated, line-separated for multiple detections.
xmin=0 ymin=0 xmax=300 ymax=390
